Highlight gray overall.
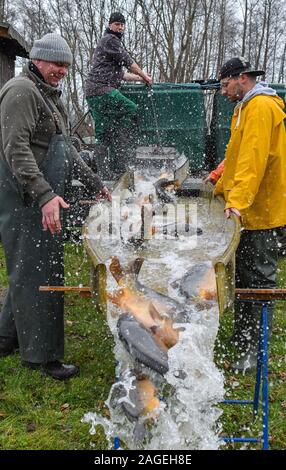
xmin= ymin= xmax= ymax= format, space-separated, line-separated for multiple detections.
xmin=0 ymin=134 xmax=72 ymax=363
xmin=234 ymin=228 xmax=280 ymax=352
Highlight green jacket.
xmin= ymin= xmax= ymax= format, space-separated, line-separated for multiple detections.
xmin=0 ymin=64 xmax=103 ymax=207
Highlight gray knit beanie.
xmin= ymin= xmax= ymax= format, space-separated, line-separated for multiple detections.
xmin=30 ymin=33 xmax=73 ymax=65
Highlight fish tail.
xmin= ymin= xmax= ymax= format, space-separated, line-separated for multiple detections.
xmin=126 ymin=257 xmax=144 ymax=280
xmin=133 ymin=421 xmax=146 ymax=445
xmin=110 ymin=256 xmax=144 ymax=283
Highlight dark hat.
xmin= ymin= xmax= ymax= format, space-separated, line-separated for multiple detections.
xmin=109 ymin=12 xmax=126 ymax=24
xmin=219 ymin=57 xmax=265 ymax=80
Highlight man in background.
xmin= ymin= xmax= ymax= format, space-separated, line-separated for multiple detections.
xmin=85 ymin=12 xmax=152 ymax=179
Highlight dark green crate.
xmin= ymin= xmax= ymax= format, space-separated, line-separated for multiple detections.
xmin=211 ymin=83 xmax=286 ymax=167
xmin=120 ymin=83 xmax=206 ymax=173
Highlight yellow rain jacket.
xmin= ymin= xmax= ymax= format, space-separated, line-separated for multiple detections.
xmin=214 ymin=95 xmax=286 ymax=230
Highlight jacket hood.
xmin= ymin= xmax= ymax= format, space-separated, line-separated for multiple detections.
xmin=238 ymin=81 xmax=277 ymax=104
xmin=234 ymin=82 xmax=285 ymax=128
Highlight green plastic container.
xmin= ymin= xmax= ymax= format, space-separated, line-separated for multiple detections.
xmin=211 ymin=92 xmax=234 ymax=166
xmin=211 ymin=83 xmax=286 ymax=167
xmin=120 ymin=83 xmax=206 ymax=173
xmin=269 ymin=83 xmax=286 ymax=103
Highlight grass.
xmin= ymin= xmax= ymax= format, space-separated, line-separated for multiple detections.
xmin=0 ymin=242 xmax=285 ymax=450
xmin=214 ymin=257 xmax=286 ymax=450
xmin=0 ymin=242 xmax=115 ymax=450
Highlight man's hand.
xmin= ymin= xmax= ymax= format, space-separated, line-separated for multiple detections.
xmin=225 ymin=207 xmax=241 ymax=219
xmin=128 ymin=63 xmax=153 ymax=85
xmin=41 ymin=196 xmax=70 ymax=235
xmin=142 ymin=73 xmax=153 ymax=86
xmin=95 ymin=186 xmax=112 ymax=202
xmin=203 ymin=174 xmax=216 ymax=185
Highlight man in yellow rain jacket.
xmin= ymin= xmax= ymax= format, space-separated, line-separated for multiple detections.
xmin=214 ymin=57 xmax=286 ymax=371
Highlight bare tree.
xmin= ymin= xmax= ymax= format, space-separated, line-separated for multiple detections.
xmin=240 ymin=0 xmax=248 ymax=56
xmin=5 ymin=0 xmax=285 ymax=123
xmin=278 ymin=42 xmax=286 ymax=83
xmin=16 ymin=0 xmax=52 ymax=41
xmin=0 ymin=0 xmax=5 ymax=21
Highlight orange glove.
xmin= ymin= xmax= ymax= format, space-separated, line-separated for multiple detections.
xmin=209 ymin=160 xmax=225 ymax=183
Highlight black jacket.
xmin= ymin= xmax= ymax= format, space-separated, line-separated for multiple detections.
xmin=85 ymin=29 xmax=133 ymax=97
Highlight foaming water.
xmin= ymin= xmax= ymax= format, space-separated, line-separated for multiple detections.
xmin=146 ymin=309 xmax=224 ymax=450
xmin=83 ymin=189 xmax=232 ymax=449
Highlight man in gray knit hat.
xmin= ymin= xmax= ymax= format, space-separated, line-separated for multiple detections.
xmin=85 ymin=12 xmax=152 ymax=179
xmin=0 ymin=33 xmax=111 ymax=379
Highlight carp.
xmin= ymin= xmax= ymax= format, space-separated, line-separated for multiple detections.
xmin=108 ymin=256 xmax=187 ymax=352
xmin=172 ymin=262 xmax=217 ymax=301
xmin=114 ymin=374 xmax=161 ymax=444
xmin=118 ymin=314 xmax=169 ymax=375
xmin=154 ymin=178 xmax=179 ymax=203
xmin=109 ymin=256 xmax=188 ymax=322
xmin=121 ymin=376 xmax=160 ymax=420
xmin=108 ymin=284 xmax=179 ymax=352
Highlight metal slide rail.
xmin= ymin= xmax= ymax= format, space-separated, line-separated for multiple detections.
xmin=212 ymin=194 xmax=241 ymax=316
xmin=43 ymin=182 xmax=239 ymax=316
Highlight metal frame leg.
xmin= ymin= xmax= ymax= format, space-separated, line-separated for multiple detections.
xmin=222 ymin=303 xmax=269 ymax=450
xmin=261 ymin=304 xmax=269 ymax=450
xmin=114 ymin=437 xmax=120 ymax=450
xmin=253 ymin=309 xmax=264 ymax=419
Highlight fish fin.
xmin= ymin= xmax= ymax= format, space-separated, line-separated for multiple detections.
xmin=153 ymin=323 xmax=179 ymax=349
xmin=133 ymin=421 xmax=146 ymax=445
xmin=126 ymin=257 xmax=144 ymax=280
xmin=151 ymin=331 xmax=169 ymax=352
xmin=109 ymin=256 xmax=124 ymax=283
xmin=148 ymin=303 xmax=179 ymax=349
xmin=147 ymin=303 xmax=178 ymax=350
xmin=148 ymin=301 xmax=164 ymax=323
xmin=107 ymin=289 xmax=124 ymax=305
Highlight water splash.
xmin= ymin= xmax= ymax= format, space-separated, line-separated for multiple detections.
xmin=83 ymin=303 xmax=224 ymax=450
xmin=83 ymin=191 xmax=231 ymax=449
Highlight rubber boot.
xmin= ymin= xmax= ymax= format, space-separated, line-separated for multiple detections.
xmin=109 ymin=115 xmax=139 ymax=178
xmin=231 ymin=302 xmax=273 ymax=372
xmin=277 ymin=226 xmax=286 ymax=257
xmin=93 ymin=144 xmax=112 ymax=181
xmin=230 ymin=305 xmax=259 ymax=371
xmin=230 ymin=228 xmax=278 ymax=372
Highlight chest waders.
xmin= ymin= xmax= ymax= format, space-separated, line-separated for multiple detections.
xmin=233 ymin=228 xmax=279 ymax=356
xmin=87 ymin=90 xmax=138 ymax=179
xmin=0 ymin=134 xmax=72 ymax=363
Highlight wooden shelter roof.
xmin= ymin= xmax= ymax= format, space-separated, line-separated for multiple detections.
xmin=0 ymin=22 xmax=30 ymax=58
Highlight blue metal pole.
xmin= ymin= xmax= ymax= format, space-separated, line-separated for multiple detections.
xmin=253 ymin=307 xmax=263 ymax=419
xmin=222 ymin=400 xmax=253 ymax=405
xmin=223 ymin=437 xmax=260 ymax=443
xmin=261 ymin=304 xmax=269 ymax=450
xmin=114 ymin=437 xmax=120 ymax=450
